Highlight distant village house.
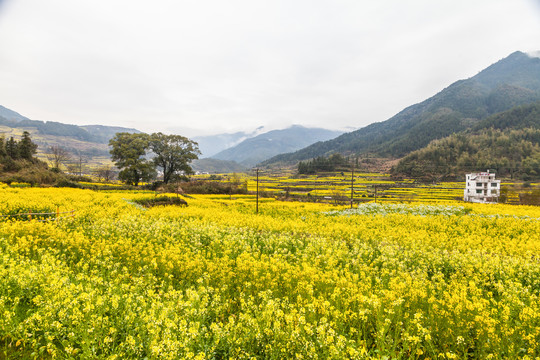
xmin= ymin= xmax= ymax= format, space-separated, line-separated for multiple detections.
xmin=464 ymin=171 xmax=500 ymax=203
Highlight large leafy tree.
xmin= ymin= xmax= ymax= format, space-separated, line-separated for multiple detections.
xmin=150 ymin=132 xmax=200 ymax=184
xmin=109 ymin=133 xmax=156 ymax=186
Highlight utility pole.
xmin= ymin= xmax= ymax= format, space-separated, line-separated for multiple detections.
xmin=76 ymin=151 xmax=85 ymax=177
xmin=350 ymin=158 xmax=355 ymax=209
xmin=256 ymin=168 xmax=259 ymax=214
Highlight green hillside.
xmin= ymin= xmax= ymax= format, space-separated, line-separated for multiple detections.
xmin=263 ymin=51 xmax=540 ymax=166
xmin=392 ymin=102 xmax=540 ymax=180
xmin=0 ymin=116 xmax=140 ymax=144
xmin=0 ymin=108 xmax=141 ymax=169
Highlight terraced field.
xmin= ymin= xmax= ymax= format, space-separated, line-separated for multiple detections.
xmin=211 ymin=172 xmax=537 ymax=205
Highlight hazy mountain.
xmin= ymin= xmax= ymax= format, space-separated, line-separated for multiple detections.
xmin=191 ymin=158 xmax=247 ymax=174
xmin=0 ymin=104 xmax=30 ymax=122
xmin=263 ymin=51 xmax=540 ymax=166
xmin=211 ymin=125 xmax=343 ymax=167
xmin=392 ymin=101 xmax=540 ymax=180
xmin=80 ymin=125 xmax=141 ymax=143
xmin=193 ymin=126 xmax=265 ymax=157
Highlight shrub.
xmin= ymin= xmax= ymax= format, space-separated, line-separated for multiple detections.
xmin=178 ymin=180 xmax=248 ymax=195
xmin=132 ymin=196 xmax=188 ymax=207
xmin=54 ymin=179 xmax=84 ymax=189
xmin=66 ymin=174 xmax=94 ymax=183
xmin=0 ymin=165 xmax=62 ymax=185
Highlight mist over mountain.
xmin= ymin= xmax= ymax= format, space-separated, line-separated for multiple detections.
xmin=193 ymin=126 xmax=266 ymax=158
xmin=211 ymin=125 xmax=343 ymax=167
xmin=3 ymin=51 xmax=540 ymax=176
xmin=191 ymin=158 xmax=247 ymax=174
xmin=263 ymin=51 xmax=540 ymax=166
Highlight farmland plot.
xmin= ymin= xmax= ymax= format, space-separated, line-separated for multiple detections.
xmin=0 ymin=185 xmax=539 ymax=359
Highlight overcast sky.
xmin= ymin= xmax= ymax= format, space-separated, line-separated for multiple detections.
xmin=0 ymin=0 xmax=539 ymax=137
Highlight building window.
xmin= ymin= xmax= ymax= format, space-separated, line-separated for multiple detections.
xmin=491 ymin=183 xmax=497 ymax=187
xmin=476 ymin=189 xmax=482 ymax=194
xmin=476 ymin=182 xmax=482 ymax=187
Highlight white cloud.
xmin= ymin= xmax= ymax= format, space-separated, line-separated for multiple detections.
xmin=0 ymin=0 xmax=539 ymax=136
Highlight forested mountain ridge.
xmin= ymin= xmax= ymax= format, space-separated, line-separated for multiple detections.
xmin=0 ymin=115 xmax=140 ymax=144
xmin=262 ymin=51 xmax=540 ymax=166
xmin=392 ymin=102 xmax=540 ymax=180
xmin=0 ymin=105 xmax=141 ymax=163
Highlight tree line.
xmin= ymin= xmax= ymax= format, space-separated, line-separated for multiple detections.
xmin=0 ymin=130 xmax=200 ymax=186
xmin=297 ymin=153 xmax=352 ymax=174
xmin=392 ymin=127 xmax=540 ymax=181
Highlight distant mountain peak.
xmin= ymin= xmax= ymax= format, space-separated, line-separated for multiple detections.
xmin=210 ymin=126 xmax=343 ymax=167
xmin=263 ymin=50 xmax=540 ymax=166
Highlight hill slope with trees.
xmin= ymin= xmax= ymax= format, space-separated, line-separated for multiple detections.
xmin=263 ymin=51 xmax=540 ymax=166
xmin=0 ymin=115 xmax=140 ymax=144
xmin=0 ymin=131 xmax=62 ymax=184
xmin=392 ymin=102 xmax=540 ymax=180
xmin=0 ymin=105 xmax=142 ymax=169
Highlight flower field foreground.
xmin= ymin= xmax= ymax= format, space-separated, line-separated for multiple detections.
xmin=0 ymin=187 xmax=540 ymax=359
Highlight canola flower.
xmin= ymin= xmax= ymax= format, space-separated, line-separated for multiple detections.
xmin=0 ymin=186 xmax=539 ymax=359
xmin=202 ymin=172 xmax=466 ymax=202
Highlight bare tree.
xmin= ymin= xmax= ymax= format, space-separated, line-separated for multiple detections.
xmin=95 ymin=165 xmax=115 ymax=182
xmin=47 ymin=145 xmax=71 ymax=171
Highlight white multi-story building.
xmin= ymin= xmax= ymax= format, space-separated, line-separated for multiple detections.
xmin=464 ymin=171 xmax=501 ymax=203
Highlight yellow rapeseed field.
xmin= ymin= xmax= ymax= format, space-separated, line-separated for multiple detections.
xmin=0 ymin=185 xmax=539 ymax=359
